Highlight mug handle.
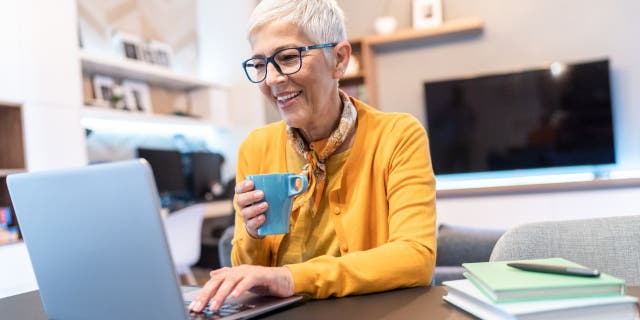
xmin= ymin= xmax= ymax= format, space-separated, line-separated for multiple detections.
xmin=288 ymin=175 xmax=308 ymax=196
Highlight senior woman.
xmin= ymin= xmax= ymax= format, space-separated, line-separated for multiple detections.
xmin=190 ymin=0 xmax=436 ymax=312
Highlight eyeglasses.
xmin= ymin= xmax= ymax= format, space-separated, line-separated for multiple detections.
xmin=242 ymin=43 xmax=338 ymax=83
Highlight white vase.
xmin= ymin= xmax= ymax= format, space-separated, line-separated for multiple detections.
xmin=374 ymin=16 xmax=397 ymax=34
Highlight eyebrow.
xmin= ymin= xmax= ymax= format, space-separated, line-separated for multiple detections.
xmin=251 ymin=43 xmax=301 ymax=59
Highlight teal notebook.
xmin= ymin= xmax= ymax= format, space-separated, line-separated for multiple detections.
xmin=462 ymin=258 xmax=626 ymax=303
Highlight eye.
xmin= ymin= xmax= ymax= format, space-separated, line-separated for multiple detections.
xmin=250 ymin=60 xmax=266 ymax=70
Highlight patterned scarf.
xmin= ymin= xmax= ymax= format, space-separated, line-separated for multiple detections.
xmin=286 ymin=91 xmax=357 ymax=213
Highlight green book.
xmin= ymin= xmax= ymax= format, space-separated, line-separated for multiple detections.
xmin=462 ymin=258 xmax=626 ymax=303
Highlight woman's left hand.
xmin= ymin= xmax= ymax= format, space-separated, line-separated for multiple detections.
xmin=188 ymin=265 xmax=295 ymax=313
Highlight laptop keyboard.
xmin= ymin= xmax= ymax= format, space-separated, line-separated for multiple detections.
xmin=185 ymin=302 xmax=256 ymax=319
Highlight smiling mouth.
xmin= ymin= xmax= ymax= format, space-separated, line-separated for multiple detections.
xmin=276 ymin=91 xmax=302 ymax=103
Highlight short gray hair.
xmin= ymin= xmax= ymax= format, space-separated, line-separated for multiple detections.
xmin=248 ymin=0 xmax=347 ymax=44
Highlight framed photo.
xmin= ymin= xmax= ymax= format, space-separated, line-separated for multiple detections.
xmin=139 ymin=43 xmax=155 ymax=64
xmin=92 ymin=75 xmax=116 ymax=108
xmin=413 ymin=0 xmax=443 ymax=29
xmin=149 ymin=40 xmax=173 ymax=67
xmin=122 ymin=80 xmax=153 ymax=113
xmin=112 ymin=31 xmax=144 ymax=60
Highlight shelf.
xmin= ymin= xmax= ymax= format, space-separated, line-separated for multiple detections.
xmin=79 ymin=50 xmax=215 ymax=91
xmin=436 ymin=176 xmax=640 ymax=198
xmin=81 ymin=105 xmax=214 ymax=127
xmin=348 ymin=17 xmax=484 ymax=107
xmin=364 ymin=17 xmax=484 ymax=47
xmin=341 ymin=73 xmax=365 ymax=82
xmin=0 ymin=169 xmax=25 ymax=178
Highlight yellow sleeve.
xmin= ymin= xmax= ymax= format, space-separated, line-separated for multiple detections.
xmin=230 ymin=136 xmax=273 ymax=267
xmin=286 ymin=116 xmax=437 ymax=298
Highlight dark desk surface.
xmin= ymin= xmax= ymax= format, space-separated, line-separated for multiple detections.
xmin=3 ymin=286 xmax=639 ymax=319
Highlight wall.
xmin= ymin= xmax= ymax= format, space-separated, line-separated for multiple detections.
xmin=336 ymin=0 xmax=640 ymax=228
xmin=0 ymin=0 xmax=88 ymax=171
xmin=341 ymin=0 xmax=640 ymax=169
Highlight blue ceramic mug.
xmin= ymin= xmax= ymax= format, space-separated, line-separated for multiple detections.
xmin=246 ymin=173 xmax=308 ymax=236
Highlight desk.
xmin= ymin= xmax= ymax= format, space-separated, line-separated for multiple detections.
xmin=203 ymin=200 xmax=233 ymax=219
xmin=2 ymin=286 xmax=639 ymax=319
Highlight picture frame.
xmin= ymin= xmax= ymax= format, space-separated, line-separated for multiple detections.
xmin=148 ymin=40 xmax=173 ymax=67
xmin=412 ymin=0 xmax=443 ymax=29
xmin=112 ymin=31 xmax=144 ymax=61
xmin=92 ymin=75 xmax=116 ymax=108
xmin=121 ymin=80 xmax=153 ymax=113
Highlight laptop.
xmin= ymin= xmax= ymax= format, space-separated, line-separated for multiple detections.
xmin=7 ymin=160 xmax=303 ymax=320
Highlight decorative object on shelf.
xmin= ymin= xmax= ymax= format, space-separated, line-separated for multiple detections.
xmin=122 ymin=80 xmax=153 ymax=113
xmin=148 ymin=40 xmax=173 ymax=67
xmin=171 ymin=94 xmax=191 ymax=117
xmin=112 ymin=31 xmax=173 ymax=68
xmin=0 ymin=206 xmax=11 ymax=228
xmin=374 ymin=16 xmax=398 ymax=34
xmin=112 ymin=31 xmax=144 ymax=61
xmin=110 ymin=85 xmax=127 ymax=110
xmin=413 ymin=0 xmax=443 ymax=29
xmin=0 ymin=206 xmax=18 ymax=245
xmin=92 ymin=74 xmax=116 ymax=108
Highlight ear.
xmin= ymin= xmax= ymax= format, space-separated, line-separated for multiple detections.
xmin=332 ymin=41 xmax=352 ymax=79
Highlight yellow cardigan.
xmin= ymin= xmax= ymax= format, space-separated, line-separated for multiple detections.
xmin=231 ymin=98 xmax=437 ymax=298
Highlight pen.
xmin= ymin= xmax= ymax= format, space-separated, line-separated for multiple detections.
xmin=507 ymin=262 xmax=601 ymax=277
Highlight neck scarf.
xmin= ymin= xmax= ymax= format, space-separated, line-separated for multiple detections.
xmin=286 ymin=91 xmax=357 ymax=213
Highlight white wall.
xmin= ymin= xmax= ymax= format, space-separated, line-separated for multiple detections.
xmin=1 ymin=0 xmax=89 ymax=171
xmin=437 ymin=186 xmax=640 ymax=230
xmin=359 ymin=0 xmax=640 ymax=169
xmin=0 ymin=1 xmax=24 ymax=105
xmin=197 ymin=0 xmax=265 ymax=130
xmin=336 ymin=0 xmax=640 ymax=228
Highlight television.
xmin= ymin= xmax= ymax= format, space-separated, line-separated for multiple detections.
xmin=424 ymin=59 xmax=615 ymax=175
xmin=136 ymin=148 xmax=188 ymax=198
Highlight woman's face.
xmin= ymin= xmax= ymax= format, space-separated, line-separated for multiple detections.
xmin=249 ymin=21 xmax=341 ymax=131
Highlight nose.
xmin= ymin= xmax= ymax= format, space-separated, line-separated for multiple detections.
xmin=264 ymin=61 xmax=287 ymax=86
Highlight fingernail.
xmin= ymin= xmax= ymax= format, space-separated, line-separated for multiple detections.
xmin=210 ymin=299 xmax=218 ymax=310
xmin=256 ymin=190 xmax=264 ymax=198
xmin=193 ymin=300 xmax=202 ymax=311
xmin=260 ymin=202 xmax=268 ymax=209
xmin=188 ymin=301 xmax=194 ymax=310
xmin=231 ymin=289 xmax=239 ymax=297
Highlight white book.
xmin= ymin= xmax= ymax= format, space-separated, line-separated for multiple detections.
xmin=443 ymin=279 xmax=639 ymax=320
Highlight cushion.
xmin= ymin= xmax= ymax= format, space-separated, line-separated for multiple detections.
xmin=436 ymin=224 xmax=504 ymax=267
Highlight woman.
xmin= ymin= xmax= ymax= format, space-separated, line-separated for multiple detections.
xmin=190 ymin=0 xmax=436 ymax=312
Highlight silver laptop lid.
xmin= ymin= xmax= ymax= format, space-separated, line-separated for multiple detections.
xmin=8 ymin=160 xmax=187 ymax=320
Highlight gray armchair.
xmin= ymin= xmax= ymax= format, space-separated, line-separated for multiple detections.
xmin=434 ymin=224 xmax=504 ymax=285
xmin=490 ymin=215 xmax=640 ymax=286
xmin=218 ymin=225 xmax=234 ymax=268
xmin=217 ymin=223 xmax=506 ymax=285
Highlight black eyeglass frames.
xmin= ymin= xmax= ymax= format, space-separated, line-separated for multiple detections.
xmin=242 ymin=43 xmax=338 ymax=83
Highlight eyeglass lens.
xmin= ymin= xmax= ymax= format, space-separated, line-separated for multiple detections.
xmin=244 ymin=48 xmax=302 ymax=83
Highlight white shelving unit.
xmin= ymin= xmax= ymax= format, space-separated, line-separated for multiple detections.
xmin=81 ymin=105 xmax=214 ymax=126
xmin=79 ymin=47 xmax=231 ymax=128
xmin=79 ymin=49 xmax=216 ymax=91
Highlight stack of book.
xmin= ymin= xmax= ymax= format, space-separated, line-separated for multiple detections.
xmin=443 ymin=257 xmax=639 ymax=320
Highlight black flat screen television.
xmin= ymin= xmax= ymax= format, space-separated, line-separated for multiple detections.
xmin=424 ymin=59 xmax=615 ymax=175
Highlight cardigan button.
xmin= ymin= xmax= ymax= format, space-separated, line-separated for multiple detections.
xmin=333 ymin=207 xmax=341 ymax=215
xmin=341 ymin=244 xmax=348 ymax=252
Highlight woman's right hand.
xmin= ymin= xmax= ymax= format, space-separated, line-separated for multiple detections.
xmin=235 ymin=180 xmax=268 ymax=238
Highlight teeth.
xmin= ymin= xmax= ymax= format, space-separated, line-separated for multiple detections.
xmin=277 ymin=91 xmax=301 ymax=101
